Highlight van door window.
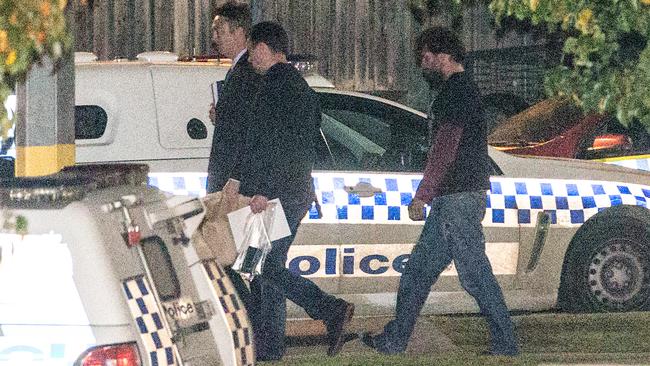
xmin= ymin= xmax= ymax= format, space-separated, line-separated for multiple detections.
xmin=75 ymin=105 xmax=108 ymax=140
xmin=187 ymin=118 xmax=208 ymax=140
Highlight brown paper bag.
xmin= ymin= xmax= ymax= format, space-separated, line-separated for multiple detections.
xmin=192 ymin=179 xmax=251 ymax=265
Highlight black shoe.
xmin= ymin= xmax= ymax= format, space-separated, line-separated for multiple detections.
xmin=360 ymin=332 xmax=395 ymax=355
xmin=325 ymin=300 xmax=355 ymax=356
xmin=360 ymin=332 xmax=377 ymax=350
xmin=343 ymin=332 xmax=359 ymax=343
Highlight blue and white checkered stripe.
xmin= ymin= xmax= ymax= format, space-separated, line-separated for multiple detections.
xmin=603 ymin=156 xmax=650 ymax=172
xmin=307 ymin=172 xmax=422 ymax=223
xmin=146 ymin=172 xmax=650 ymax=227
xmin=123 ymin=276 xmax=176 ymax=366
xmin=307 ymin=174 xmax=650 ymax=227
xmin=146 ymin=171 xmax=424 ymax=222
xmin=203 ymin=260 xmax=255 ymax=366
xmin=487 ymin=178 xmax=649 ymax=227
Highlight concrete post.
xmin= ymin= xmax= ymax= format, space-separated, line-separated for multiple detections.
xmin=14 ymin=53 xmax=75 ymax=177
xmin=14 ymin=0 xmax=75 ymax=178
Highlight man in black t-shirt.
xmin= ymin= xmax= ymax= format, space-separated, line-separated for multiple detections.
xmin=361 ymin=27 xmax=519 ymax=357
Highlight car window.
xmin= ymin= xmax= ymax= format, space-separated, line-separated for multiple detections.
xmin=316 ymin=92 xmax=429 ymax=172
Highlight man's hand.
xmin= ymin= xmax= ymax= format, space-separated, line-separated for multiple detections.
xmin=250 ymin=195 xmax=269 ymax=214
xmin=209 ymin=103 xmax=217 ymax=126
xmin=408 ymin=198 xmax=427 ymax=221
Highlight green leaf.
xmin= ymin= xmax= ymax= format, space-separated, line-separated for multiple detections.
xmin=563 ymin=37 xmax=579 ymax=53
xmin=15 ymin=215 xmax=28 ymax=235
xmin=487 ymin=0 xmax=650 ymax=130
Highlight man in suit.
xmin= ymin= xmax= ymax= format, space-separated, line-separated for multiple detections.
xmin=207 ymin=1 xmax=259 ymax=193
xmin=205 ymin=0 xmax=260 ymax=336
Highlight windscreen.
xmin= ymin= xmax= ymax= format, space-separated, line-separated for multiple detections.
xmin=488 ymin=98 xmax=584 ymax=146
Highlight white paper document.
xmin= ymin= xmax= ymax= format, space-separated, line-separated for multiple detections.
xmin=227 ymin=198 xmax=291 ymax=252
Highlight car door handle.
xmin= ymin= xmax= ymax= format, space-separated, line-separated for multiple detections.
xmin=344 ymin=182 xmax=383 ymax=197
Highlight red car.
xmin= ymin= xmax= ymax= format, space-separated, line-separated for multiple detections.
xmin=489 ymin=99 xmax=650 ymax=171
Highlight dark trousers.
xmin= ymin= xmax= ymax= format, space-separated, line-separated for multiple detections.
xmin=229 ymin=206 xmax=339 ymax=359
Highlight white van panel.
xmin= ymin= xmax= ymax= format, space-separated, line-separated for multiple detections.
xmin=151 ymin=65 xmax=225 ymax=150
xmin=19 ymin=204 xmax=135 ymax=330
xmin=75 ymin=63 xmax=222 ymax=165
xmin=0 ymin=201 xmax=140 ymax=365
xmin=75 ymin=64 xmax=158 ymax=163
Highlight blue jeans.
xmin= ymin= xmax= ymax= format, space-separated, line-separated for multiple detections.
xmin=374 ymin=191 xmax=518 ymax=355
xmin=248 ymin=206 xmax=339 ymax=359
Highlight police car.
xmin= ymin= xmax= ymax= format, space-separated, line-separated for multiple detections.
xmin=6 ymin=52 xmax=650 ymax=321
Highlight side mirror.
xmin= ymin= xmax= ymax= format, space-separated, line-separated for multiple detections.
xmin=591 ymin=133 xmax=632 ymax=151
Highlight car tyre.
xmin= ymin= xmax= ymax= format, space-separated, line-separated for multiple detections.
xmin=559 ymin=220 xmax=650 ymax=312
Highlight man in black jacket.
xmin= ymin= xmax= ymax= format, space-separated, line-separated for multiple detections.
xmin=206 ymin=1 xmax=259 ymax=193
xmin=240 ymin=21 xmax=354 ymax=361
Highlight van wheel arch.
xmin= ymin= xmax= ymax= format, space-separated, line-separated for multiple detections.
xmin=557 ymin=205 xmax=650 ymax=312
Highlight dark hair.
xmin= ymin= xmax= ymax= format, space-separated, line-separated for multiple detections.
xmin=214 ymin=1 xmax=252 ymax=37
xmin=414 ymin=27 xmax=465 ymax=65
xmin=250 ymin=21 xmax=289 ymax=55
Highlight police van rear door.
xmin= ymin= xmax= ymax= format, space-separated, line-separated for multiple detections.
xmin=95 ymin=187 xmax=253 ymax=366
xmin=150 ymin=64 xmax=220 ymax=156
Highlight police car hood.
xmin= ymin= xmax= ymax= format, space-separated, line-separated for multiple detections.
xmin=490 ymin=147 xmax=650 ymax=186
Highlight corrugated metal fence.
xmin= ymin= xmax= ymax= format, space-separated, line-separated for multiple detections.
xmin=72 ymin=0 xmax=434 ymax=92
xmin=71 ymin=0 xmax=536 ymax=93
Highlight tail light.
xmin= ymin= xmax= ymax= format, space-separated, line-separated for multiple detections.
xmin=75 ymin=342 xmax=141 ymax=366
